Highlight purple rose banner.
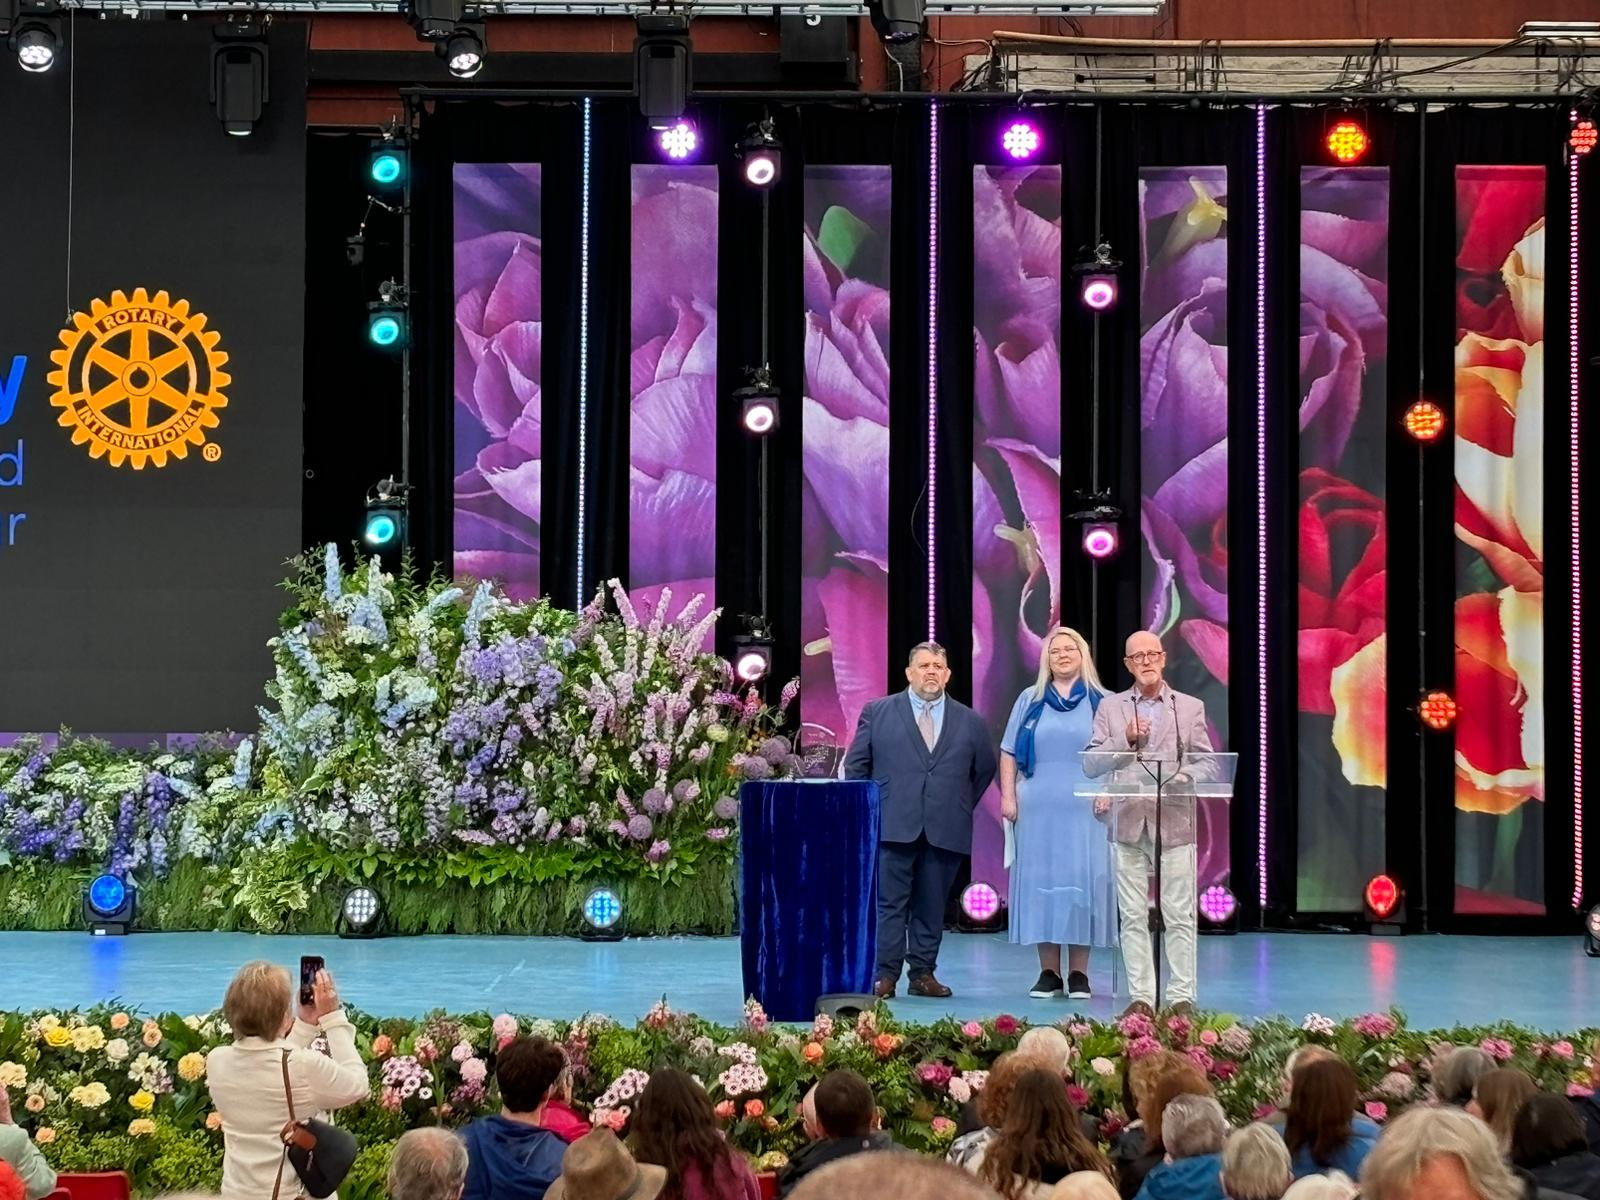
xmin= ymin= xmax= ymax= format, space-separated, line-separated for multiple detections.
xmin=629 ymin=166 xmax=719 ymax=634
xmin=971 ymin=165 xmax=1063 ymax=899
xmin=1138 ymin=166 xmax=1231 ymax=889
xmin=453 ymin=163 xmax=542 ymax=599
xmin=1295 ymin=167 xmax=1390 ymax=912
xmin=1454 ymin=167 xmax=1545 ymax=915
xmin=801 ymin=166 xmax=892 ymax=746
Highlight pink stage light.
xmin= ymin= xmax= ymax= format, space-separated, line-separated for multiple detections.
xmin=960 ymin=882 xmax=999 ymax=921
xmin=1199 ymin=885 xmax=1237 ymax=924
xmin=1083 ymin=523 xmax=1118 ymax=559
xmin=1255 ymin=103 xmax=1269 ymax=911
xmin=927 ymin=100 xmax=939 ymax=640
xmin=1002 ymin=121 xmax=1040 ymax=160
xmin=658 ymin=122 xmax=698 ymax=160
xmin=1572 ymin=132 xmax=1585 ymax=909
xmin=1080 ymin=275 xmax=1117 ymax=311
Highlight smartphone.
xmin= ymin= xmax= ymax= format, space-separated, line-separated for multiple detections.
xmin=299 ymin=955 xmax=325 ymax=1007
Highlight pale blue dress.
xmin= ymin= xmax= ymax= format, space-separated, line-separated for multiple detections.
xmin=1001 ymin=687 xmax=1119 ymax=947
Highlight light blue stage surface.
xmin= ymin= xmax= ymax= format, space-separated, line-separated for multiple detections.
xmin=1 ymin=931 xmax=1593 ymax=1030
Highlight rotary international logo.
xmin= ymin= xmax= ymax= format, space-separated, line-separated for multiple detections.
xmin=47 ymin=288 xmax=229 ymax=470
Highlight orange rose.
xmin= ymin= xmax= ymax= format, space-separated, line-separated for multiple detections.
xmin=872 ymin=1033 xmax=901 ymax=1059
xmin=142 ymin=1028 xmax=163 ymax=1048
xmin=744 ymin=1099 xmax=765 ymax=1119
xmin=714 ymin=1100 xmax=736 ymax=1119
xmin=206 ymin=1112 xmax=223 ymax=1130
xmin=802 ymin=1043 xmax=824 ymax=1064
xmin=109 ymin=1013 xmax=130 ymax=1032
xmin=371 ymin=1035 xmax=393 ymax=1058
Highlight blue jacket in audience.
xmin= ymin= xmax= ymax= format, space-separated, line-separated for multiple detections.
xmin=460 ymin=1114 xmax=568 ymax=1200
xmin=1133 ymin=1152 xmax=1225 ymax=1200
xmin=1287 ymin=1115 xmax=1380 ymax=1180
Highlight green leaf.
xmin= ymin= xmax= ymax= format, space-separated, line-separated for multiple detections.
xmin=817 ymin=205 xmax=874 ymax=273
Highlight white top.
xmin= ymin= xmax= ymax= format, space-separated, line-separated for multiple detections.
xmin=205 ymin=1011 xmax=370 ymax=1200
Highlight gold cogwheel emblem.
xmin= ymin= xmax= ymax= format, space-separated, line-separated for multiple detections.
xmin=47 ymin=287 xmax=230 ymax=470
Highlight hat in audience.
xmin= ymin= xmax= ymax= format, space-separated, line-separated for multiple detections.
xmin=547 ymin=1129 xmax=666 ymax=1200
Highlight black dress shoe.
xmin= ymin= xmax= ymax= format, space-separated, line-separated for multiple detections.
xmin=907 ymin=973 xmax=953 ymax=998
xmin=872 ymin=977 xmax=897 ymax=999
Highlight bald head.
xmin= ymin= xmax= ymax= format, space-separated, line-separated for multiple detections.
xmin=800 ymin=1084 xmax=821 ymax=1140
xmin=789 ymin=1153 xmax=1001 ymax=1200
xmin=1124 ymin=630 xmax=1166 ymax=693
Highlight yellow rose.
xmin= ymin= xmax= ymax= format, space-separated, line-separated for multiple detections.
xmin=43 ymin=1028 xmax=71 ymax=1049
xmin=129 ymin=1090 xmax=155 ymax=1113
xmin=71 ymin=1027 xmax=105 ymax=1053
xmin=34 ymin=1129 xmax=53 ymax=1145
xmin=128 ymin=1119 xmax=157 ymax=1137
xmin=36 ymin=1016 xmax=60 ymax=1034
xmin=0 ymin=1062 xmax=26 ymax=1088
xmin=205 ymin=1111 xmax=224 ymax=1131
xmin=178 ymin=1053 xmax=206 ymax=1083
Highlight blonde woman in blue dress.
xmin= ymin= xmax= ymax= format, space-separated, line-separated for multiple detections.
xmin=998 ymin=626 xmax=1118 ymax=1000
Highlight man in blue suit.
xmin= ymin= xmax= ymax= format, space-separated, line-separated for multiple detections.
xmin=845 ymin=642 xmax=998 ymax=998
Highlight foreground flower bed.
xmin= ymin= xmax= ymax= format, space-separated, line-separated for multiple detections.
xmin=8 ymin=1003 xmax=1596 ymax=1199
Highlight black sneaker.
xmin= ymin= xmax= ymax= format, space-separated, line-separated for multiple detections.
xmin=1029 ymin=970 xmax=1064 ymax=999
xmin=1066 ymin=971 xmax=1092 ymax=999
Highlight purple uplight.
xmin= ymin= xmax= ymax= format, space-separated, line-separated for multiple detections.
xmin=961 ymin=881 xmax=1000 ymax=921
xmin=1083 ymin=523 xmax=1118 ymax=559
xmin=1002 ymin=121 xmax=1040 ymax=160
xmin=1200 ymin=885 xmax=1237 ymax=924
xmin=1080 ymin=275 xmax=1117 ymax=311
xmin=658 ymin=122 xmax=698 ymax=160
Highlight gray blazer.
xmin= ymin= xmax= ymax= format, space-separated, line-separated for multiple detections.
xmin=1085 ymin=685 xmax=1213 ymax=847
xmin=844 ymin=692 xmax=998 ymax=854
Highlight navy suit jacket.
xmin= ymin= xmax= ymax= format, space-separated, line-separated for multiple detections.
xmin=843 ymin=692 xmax=998 ymax=854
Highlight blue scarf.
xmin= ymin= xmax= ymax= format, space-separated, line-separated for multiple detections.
xmin=1013 ymin=680 xmax=1100 ymax=779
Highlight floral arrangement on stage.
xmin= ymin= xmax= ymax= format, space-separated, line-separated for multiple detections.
xmin=0 ymin=547 xmax=800 ymax=935
xmin=3 ymin=1001 xmax=1595 ymax=1198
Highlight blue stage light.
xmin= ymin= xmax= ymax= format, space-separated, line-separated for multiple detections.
xmin=370 ymin=151 xmax=404 ymax=186
xmin=369 ymin=313 xmax=403 ymax=347
xmin=583 ymin=887 xmax=622 ymax=930
xmin=87 ymin=874 xmax=126 ymax=916
xmin=364 ymin=513 xmax=399 ymax=548
xmin=83 ymin=873 xmax=136 ymax=935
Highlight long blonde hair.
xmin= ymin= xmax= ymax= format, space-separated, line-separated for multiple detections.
xmin=1031 ymin=626 xmax=1107 ymax=701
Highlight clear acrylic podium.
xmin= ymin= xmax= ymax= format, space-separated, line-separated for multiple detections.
xmin=1076 ymin=751 xmax=1237 ymax=1009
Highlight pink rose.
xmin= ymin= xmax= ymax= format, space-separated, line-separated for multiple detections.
xmin=1479 ymin=1038 xmax=1515 ymax=1063
xmin=1552 ymin=1041 xmax=1575 ymax=1060
xmin=994 ymin=1015 xmax=1019 ymax=1036
xmin=1199 ymin=1030 xmax=1220 ymax=1047
xmin=1568 ymin=1084 xmax=1596 ymax=1098
xmin=604 ymin=1108 xmax=630 ymax=1131
xmin=1212 ymin=1060 xmax=1239 ymax=1081
xmin=1127 ymin=1036 xmax=1162 ymax=1061
xmin=1066 ymin=1085 xmax=1090 ymax=1109
xmin=714 ymin=1100 xmax=736 ymax=1119
xmin=961 ymin=1021 xmax=985 ymax=1040
xmin=1365 ymin=1102 xmax=1388 ymax=1123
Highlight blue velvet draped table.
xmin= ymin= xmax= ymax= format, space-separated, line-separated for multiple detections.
xmin=739 ymin=779 xmax=880 ymax=1022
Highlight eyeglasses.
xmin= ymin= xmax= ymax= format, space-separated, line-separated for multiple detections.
xmin=1125 ymin=651 xmax=1166 ymax=664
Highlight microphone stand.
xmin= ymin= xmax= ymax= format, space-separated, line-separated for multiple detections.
xmin=1135 ymin=691 xmax=1182 ymax=1012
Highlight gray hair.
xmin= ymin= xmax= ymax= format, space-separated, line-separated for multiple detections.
xmin=1432 ymin=1046 xmax=1495 ymax=1106
xmin=388 ymin=1128 xmax=469 ymax=1200
xmin=906 ymin=642 xmax=948 ymax=667
xmin=1280 ymin=1174 xmax=1356 ymax=1200
xmin=1016 ymin=1026 xmax=1073 ymax=1074
xmin=1220 ymin=1124 xmax=1291 ymax=1200
xmin=1163 ymin=1094 xmax=1230 ymax=1160
xmin=1359 ymin=1106 xmax=1524 ymax=1200
xmin=791 ymin=1152 xmax=999 ymax=1200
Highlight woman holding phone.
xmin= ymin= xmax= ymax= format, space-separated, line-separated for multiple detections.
xmin=206 ymin=960 xmax=370 ymax=1200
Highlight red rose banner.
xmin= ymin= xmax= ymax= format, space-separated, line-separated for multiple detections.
xmin=970 ymin=164 xmax=1063 ymax=899
xmin=1454 ymin=167 xmax=1545 ymax=915
xmin=629 ymin=166 xmax=718 ymax=637
xmin=800 ymin=167 xmax=892 ymax=747
xmin=453 ymin=164 xmax=542 ymax=599
xmin=1295 ymin=167 xmax=1390 ymax=912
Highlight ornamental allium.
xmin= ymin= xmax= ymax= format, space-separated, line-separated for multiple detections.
xmin=994 ymin=1015 xmax=1019 ymax=1036
xmin=758 ymin=737 xmax=792 ymax=765
xmin=1353 ymin=1013 xmax=1400 ymax=1039
xmin=626 ymin=815 xmax=654 ymax=841
xmin=1118 ymin=1012 xmax=1155 ymax=1040
xmin=916 ymin=1062 xmax=954 ymax=1090
xmin=713 ymin=797 xmax=739 ymax=821
xmin=1091 ymin=1057 xmax=1116 ymax=1077
xmin=1480 ymin=1038 xmax=1515 ymax=1062
xmin=1302 ymin=1013 xmax=1337 ymax=1036
xmin=1127 ymin=1036 xmax=1162 ymax=1061
xmin=641 ymin=788 xmax=669 ymax=815
xmin=961 ymin=1021 xmax=984 ymax=1039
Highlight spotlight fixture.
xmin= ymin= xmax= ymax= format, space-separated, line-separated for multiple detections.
xmin=658 ymin=121 xmax=698 ymax=161
xmin=733 ymin=637 xmax=774 ymax=683
xmin=82 ymin=873 xmax=136 ymax=936
xmin=1074 ymin=242 xmax=1121 ymax=312
xmin=1069 ymin=493 xmax=1122 ymax=561
xmin=1403 ymin=399 xmax=1446 ymax=441
xmin=368 ymin=279 xmax=408 ymax=350
xmin=369 ymin=135 xmax=407 ymax=187
xmin=210 ymin=22 xmax=269 ymax=137
xmin=737 ymin=369 xmax=780 ymax=435
xmin=866 ymin=0 xmax=922 ymax=44
xmin=8 ymin=10 xmax=59 ymax=74
xmin=956 ymin=880 xmax=1006 ymax=932
xmin=581 ymin=886 xmax=624 ymax=941
xmin=1199 ymin=885 xmax=1238 ymax=932
xmin=1001 ymin=120 xmax=1040 ymax=161
xmin=1083 ymin=524 xmax=1118 ymax=560
xmin=1419 ymin=690 xmax=1458 ymax=731
xmin=635 ymin=12 xmax=691 ymax=129
xmin=736 ymin=118 xmax=782 ymax=188
xmin=1325 ymin=118 xmax=1370 ymax=164
xmin=1586 ymin=904 xmax=1600 ymax=958
xmin=336 ymin=885 xmax=386 ymax=938
xmin=439 ymin=24 xmax=484 ymax=78
xmin=1364 ymin=873 xmax=1404 ymax=933
xmin=1572 ymin=117 xmax=1598 ymax=156
xmin=364 ymin=477 xmax=408 ymax=550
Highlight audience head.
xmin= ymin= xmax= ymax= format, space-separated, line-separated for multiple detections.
xmin=1280 ymin=1172 xmax=1357 ymax=1200
xmin=222 ymin=960 xmax=293 ymax=1039
xmin=1016 ymin=1027 xmax=1074 ymax=1076
xmin=1279 ymin=1045 xmax=1337 ymax=1102
xmin=1360 ymin=1106 xmax=1524 ymax=1200
xmin=495 ymin=1036 xmax=567 ymax=1115
xmin=388 ymin=1127 xmax=469 ymax=1200
xmin=1283 ymin=1058 xmax=1359 ymax=1168
xmin=1050 ymin=1172 xmax=1120 ymax=1200
xmin=979 ymin=1052 xmax=1041 ymax=1129
xmin=815 ymin=1069 xmax=876 ymax=1139
xmin=1143 ymin=1056 xmax=1214 ymax=1152
xmin=547 ymin=1129 xmax=666 ymax=1200
xmin=1467 ymin=1068 xmax=1537 ymax=1152
xmin=1432 ymin=1047 xmax=1496 ymax=1107
xmin=788 ymin=1152 xmax=1003 ymax=1200
xmin=800 ymin=1084 xmax=821 ymax=1141
xmin=1510 ymin=1092 xmax=1590 ymax=1169
xmin=630 ymin=1069 xmax=732 ymax=1189
xmin=1162 ymin=1094 xmax=1229 ymax=1161
xmin=1220 ymin=1123 xmax=1293 ymax=1200
xmin=982 ymin=1068 xmax=1111 ymax=1200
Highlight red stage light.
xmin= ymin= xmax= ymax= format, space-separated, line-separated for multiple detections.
xmin=1403 ymin=400 xmax=1446 ymax=442
xmin=1326 ymin=119 xmax=1370 ymax=163
xmin=1419 ymin=691 xmax=1458 ymax=730
xmin=1572 ymin=119 xmax=1598 ymax=156
xmin=1365 ymin=874 xmax=1401 ymax=921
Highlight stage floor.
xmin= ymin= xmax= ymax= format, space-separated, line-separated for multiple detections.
xmin=2 ymin=930 xmax=1591 ymax=1030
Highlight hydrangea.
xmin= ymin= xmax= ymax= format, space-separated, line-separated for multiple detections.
xmin=1352 ymin=1013 xmax=1400 ymax=1039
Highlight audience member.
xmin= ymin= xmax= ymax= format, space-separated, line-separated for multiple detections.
xmin=389 ymin=1127 xmax=470 ymax=1200
xmin=958 ymin=1034 xmax=1075 ymax=1139
xmin=630 ymin=1069 xmax=760 ymax=1200
xmin=1511 ymin=1094 xmax=1600 ymax=1200
xmin=0 ymin=1161 xmax=27 ymax=1200
xmin=788 ymin=1151 xmax=1002 ymax=1200
xmin=950 ymin=1054 xmax=1038 ymax=1171
xmin=539 ymin=1068 xmax=591 ymax=1145
xmin=205 ymin=961 xmax=369 ymax=1200
xmin=547 ymin=1129 xmax=665 ymax=1200
xmin=1220 ymin=1124 xmax=1292 ymax=1200
xmin=1469 ymin=1070 xmax=1540 ymax=1154
xmin=1434 ymin=1048 xmax=1498 ymax=1108
xmin=1114 ymin=1057 xmax=1213 ymax=1200
xmin=0 ymin=1086 xmax=57 ymax=1200
xmin=777 ymin=1071 xmax=894 ymax=1197
xmin=1574 ymin=1091 xmax=1600 ymax=1156
xmin=1275 ymin=1047 xmax=1338 ymax=1108
xmin=1279 ymin=1173 xmax=1356 ymax=1200
xmin=972 ymin=1067 xmax=1113 ymax=1200
xmin=460 ymin=1036 xmax=570 ymax=1200
xmin=1051 ymin=1173 xmax=1121 ymax=1200
xmin=1282 ymin=1059 xmax=1377 ymax=1179
xmin=1133 ymin=1094 xmax=1230 ymax=1200
xmin=1360 ymin=1105 xmax=1577 ymax=1200
xmin=798 ymin=1086 xmax=821 ymax=1141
